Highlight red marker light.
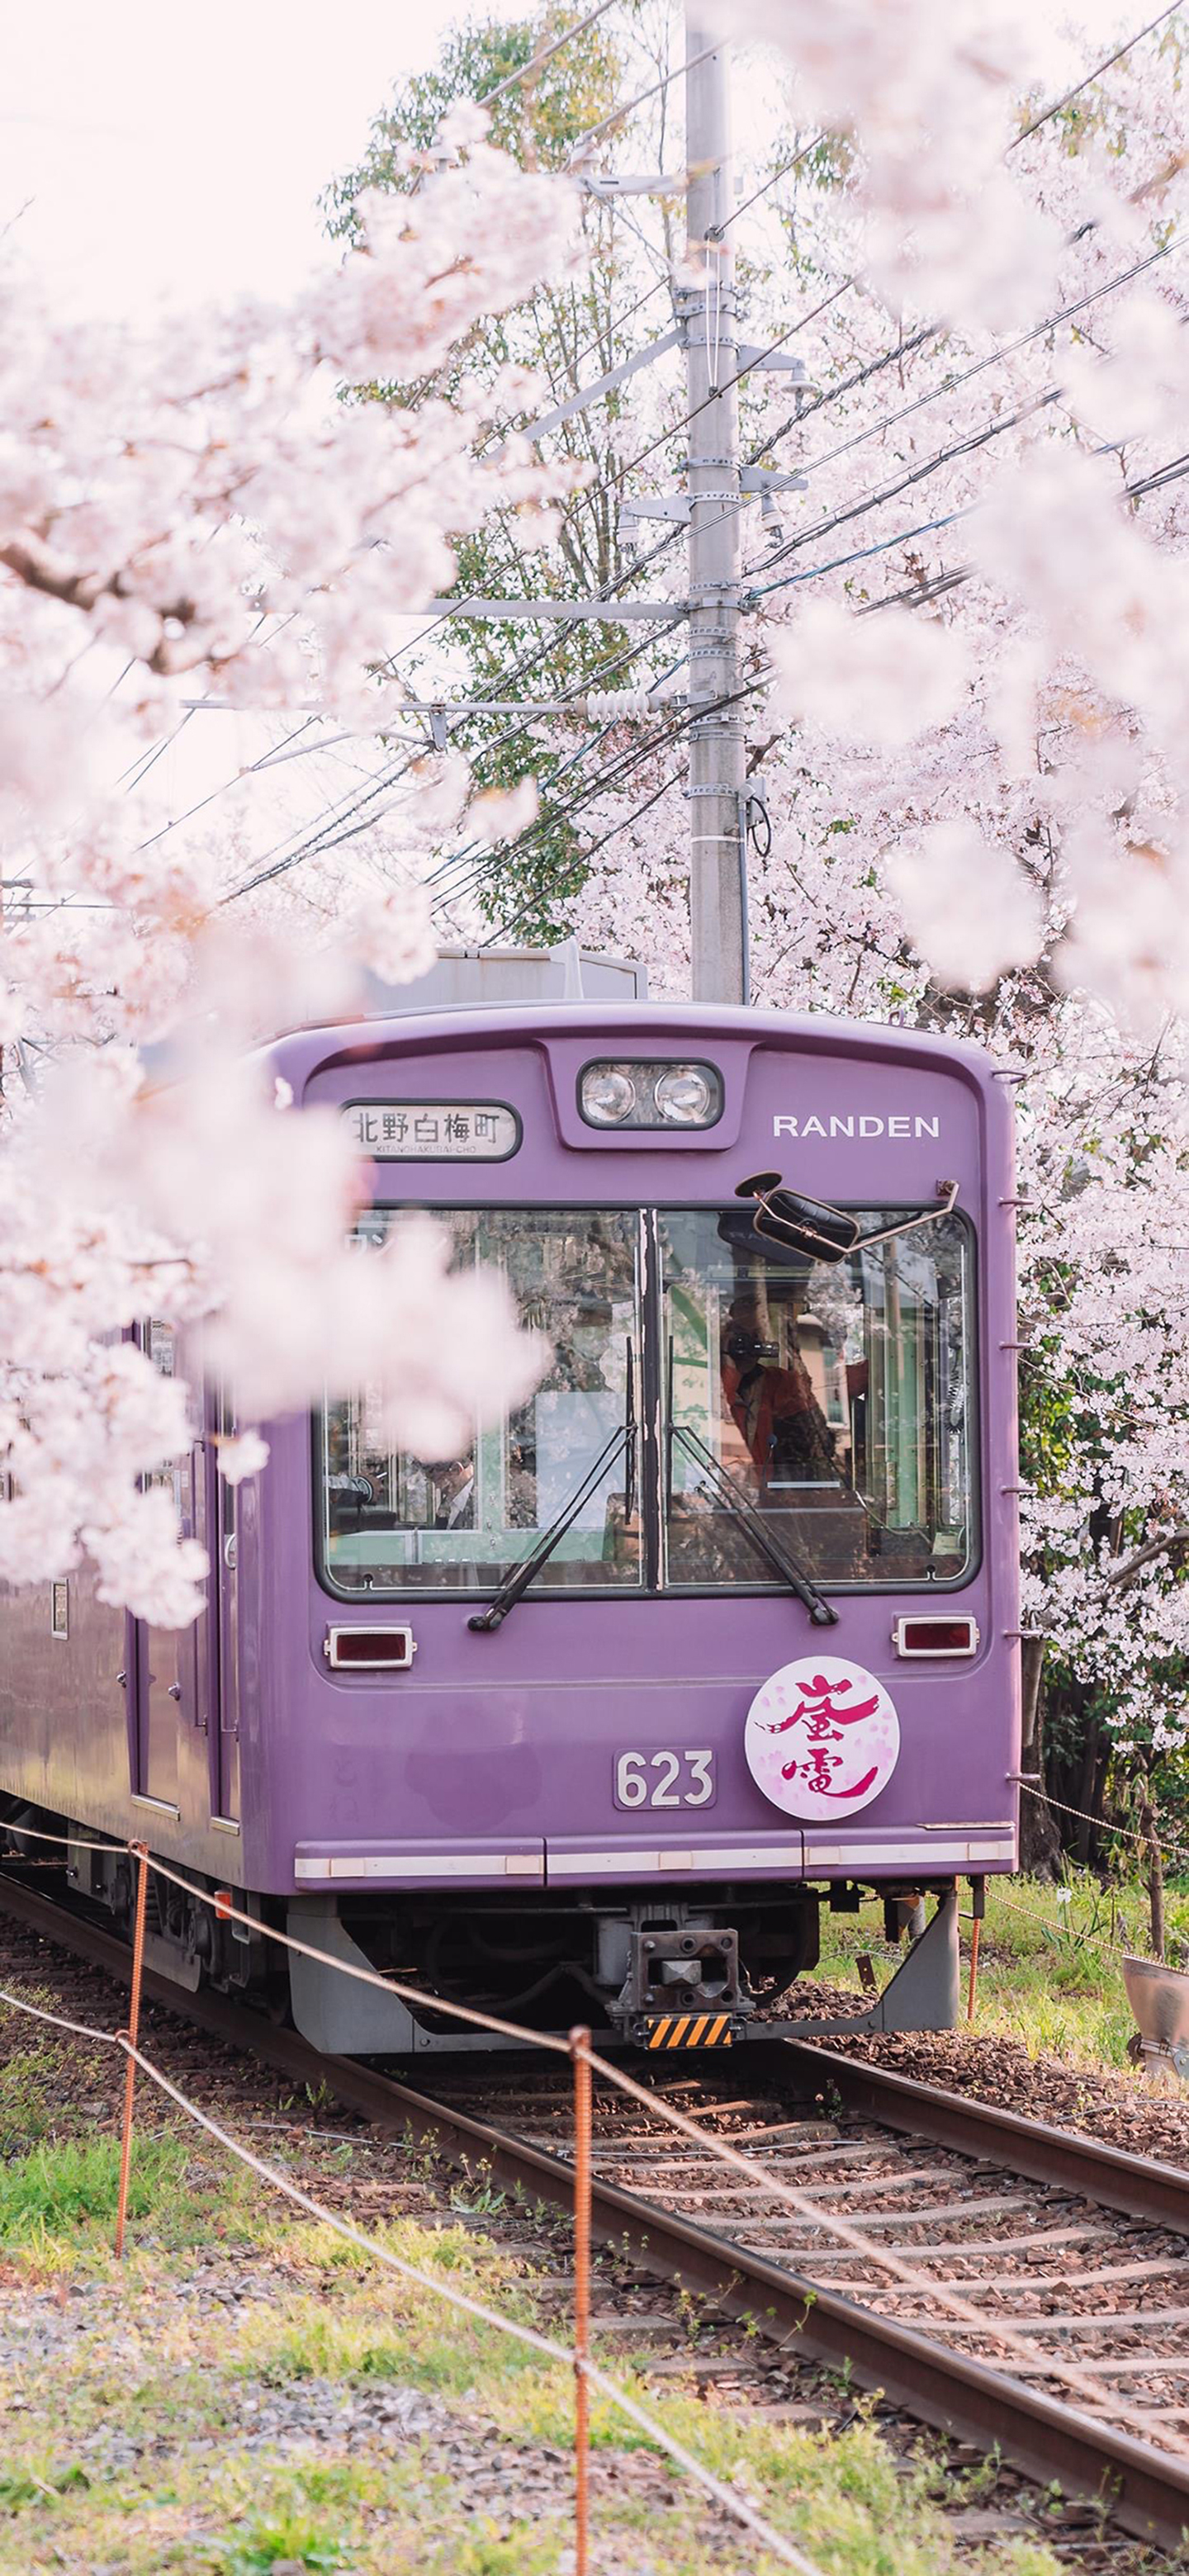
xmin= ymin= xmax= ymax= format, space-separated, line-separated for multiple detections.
xmin=893 ymin=1617 xmax=979 ymax=1658
xmin=324 ymin=1625 xmax=417 ymax=1672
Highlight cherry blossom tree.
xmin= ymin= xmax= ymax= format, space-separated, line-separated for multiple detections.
xmin=0 ymin=108 xmax=580 ymax=1619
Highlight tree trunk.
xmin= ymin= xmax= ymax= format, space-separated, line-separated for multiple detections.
xmin=1073 ymin=1708 xmax=1103 ymax=1865
xmin=1141 ymin=1792 xmax=1166 ymax=1963
xmin=1017 ymin=1636 xmax=1062 ymax=1877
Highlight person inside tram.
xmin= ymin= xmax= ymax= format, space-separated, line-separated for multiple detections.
xmin=431 ymin=1455 xmax=476 ymax=1531
xmin=719 ymin=1288 xmax=836 ymax=1493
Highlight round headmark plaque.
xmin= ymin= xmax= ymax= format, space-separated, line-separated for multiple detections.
xmin=745 ymin=1656 xmax=900 ymax=1821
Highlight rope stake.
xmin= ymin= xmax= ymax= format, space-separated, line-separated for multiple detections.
xmin=114 ymin=1840 xmax=149 ymax=2260
xmin=571 ymin=2025 xmax=593 ymax=2576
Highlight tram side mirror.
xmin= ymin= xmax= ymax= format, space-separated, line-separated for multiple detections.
xmin=735 ymin=1172 xmax=959 ymax=1263
xmin=734 ymin=1172 xmax=860 ymax=1264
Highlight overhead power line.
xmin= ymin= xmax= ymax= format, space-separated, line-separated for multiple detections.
xmin=481 ymin=765 xmax=685 ymax=947
xmin=477 ymin=1 xmax=618 ymax=108
xmin=789 ymin=242 xmax=1174 ymax=502
xmin=137 ymin=3 xmax=1189 ymax=973
xmin=830 ymin=435 xmax=1189 ymax=621
xmin=566 ymin=41 xmax=717 ymax=163
xmin=746 ymin=389 xmax=1062 ymax=594
xmin=1010 ymin=2 xmax=1182 ymax=147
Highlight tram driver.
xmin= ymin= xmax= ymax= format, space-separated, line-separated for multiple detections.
xmin=719 ymin=1289 xmax=836 ymax=1494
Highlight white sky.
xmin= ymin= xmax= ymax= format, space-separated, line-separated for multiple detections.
xmin=4 ymin=0 xmax=1134 ymax=318
xmin=2 ymin=0 xmax=524 ymax=315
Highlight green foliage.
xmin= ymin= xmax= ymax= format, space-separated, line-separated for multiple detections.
xmin=322 ymin=7 xmax=624 ymax=220
xmin=0 ymin=2460 xmax=89 ymax=2508
xmin=0 ymin=2034 xmax=73 ymax=2151
xmin=0 ymin=2133 xmax=185 ymax=2240
xmin=217 ymin=2521 xmax=348 ymax=2575
xmin=819 ymin=1870 xmax=1189 ymax=2067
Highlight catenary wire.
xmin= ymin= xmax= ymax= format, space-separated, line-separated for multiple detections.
xmin=688 ymin=240 xmax=1172 ymax=584
xmin=225 ymin=585 xmax=691 ymax=906
xmin=448 ymin=419 xmax=1189 ymax=919
xmin=723 ymin=137 xmax=827 ymax=235
xmin=771 ymin=242 xmax=1174 ymax=522
xmin=832 ymin=440 xmax=1189 ymax=619
xmin=600 ymin=6 xmax=1182 ymax=558
xmin=434 ymin=668 xmax=760 ymax=916
xmin=453 ymin=669 xmax=771 ymax=921
xmin=111 ymin=9 xmax=1187 ymax=902
xmin=126 ymin=132 xmax=803 ymax=874
xmin=602 ymin=277 xmax=854 ymax=494
xmin=476 ymin=0 xmax=618 ymax=108
xmin=223 ymin=507 xmax=700 ymax=904
xmin=429 ymin=690 xmax=708 ymax=915
xmin=744 ymin=388 xmax=1063 ymax=595
xmin=1009 ymin=2 xmax=1182 ymax=147
xmin=479 ymin=763 xmax=685 ymax=944
xmin=565 ymin=41 xmax=718 ymax=163
xmin=92 ymin=7 xmax=1182 ymax=881
xmin=424 ymin=645 xmax=690 ymax=904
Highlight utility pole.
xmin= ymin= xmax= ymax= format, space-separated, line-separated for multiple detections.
xmin=682 ymin=12 xmax=747 ymax=1006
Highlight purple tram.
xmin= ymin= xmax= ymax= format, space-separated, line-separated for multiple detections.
xmin=0 ymin=950 xmax=1021 ymax=2055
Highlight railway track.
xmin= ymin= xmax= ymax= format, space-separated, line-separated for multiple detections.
xmin=2 ymin=1866 xmax=1188 ymax=2555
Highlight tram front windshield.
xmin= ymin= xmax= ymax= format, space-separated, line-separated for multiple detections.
xmin=319 ymin=1205 xmax=973 ymax=1597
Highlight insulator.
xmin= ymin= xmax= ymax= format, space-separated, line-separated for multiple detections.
xmin=585 ymin=686 xmax=652 ymax=724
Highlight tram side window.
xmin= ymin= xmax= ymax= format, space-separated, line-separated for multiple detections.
xmin=139 ymin=1319 xmax=191 ymax=1521
xmin=320 ymin=1208 xmax=644 ymax=1597
xmin=662 ymin=1209 xmax=973 ymax=1589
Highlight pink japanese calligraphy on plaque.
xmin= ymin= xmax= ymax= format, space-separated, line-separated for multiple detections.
xmin=745 ymin=1655 xmax=900 ymax=1820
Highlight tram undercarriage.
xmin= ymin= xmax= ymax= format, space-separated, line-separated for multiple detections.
xmin=2 ymin=1799 xmax=962 ymax=2055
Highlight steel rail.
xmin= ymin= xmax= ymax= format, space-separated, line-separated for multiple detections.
xmin=1 ymin=1869 xmax=1187 ymax=2552
xmin=777 ymin=2041 xmax=1189 ymax=2235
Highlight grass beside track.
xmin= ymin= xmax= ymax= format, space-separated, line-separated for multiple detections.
xmin=817 ymin=1869 xmax=1189 ymax=2072
xmin=0 ymin=1981 xmax=1073 ymax=2576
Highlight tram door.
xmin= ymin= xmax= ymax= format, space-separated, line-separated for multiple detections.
xmin=133 ymin=1320 xmax=198 ymax=1812
xmin=214 ymin=1391 xmax=241 ymax=1824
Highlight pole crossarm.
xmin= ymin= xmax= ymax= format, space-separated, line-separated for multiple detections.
xmin=424 ymin=597 xmax=687 ymax=622
xmin=527 ymin=329 xmax=682 ymax=443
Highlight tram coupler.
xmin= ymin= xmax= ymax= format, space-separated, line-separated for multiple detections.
xmin=611 ymin=1923 xmax=749 ymax=2043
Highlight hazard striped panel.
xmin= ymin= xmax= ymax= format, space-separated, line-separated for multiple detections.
xmin=645 ymin=2012 xmax=733 ymax=2049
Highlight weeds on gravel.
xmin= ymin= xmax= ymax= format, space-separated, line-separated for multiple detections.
xmin=0 ymin=2127 xmax=265 ymax=2260
xmin=0 ymin=2133 xmax=185 ymax=2241
xmin=0 ymin=2209 xmax=1072 ymax=2576
xmin=0 ymin=2039 xmax=76 ymax=2152
xmin=817 ymin=1871 xmax=1189 ymax=2072
xmin=215 ymin=2513 xmax=349 ymax=2573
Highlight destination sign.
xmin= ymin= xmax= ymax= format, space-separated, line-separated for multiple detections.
xmin=343 ymin=1101 xmax=519 ymax=1160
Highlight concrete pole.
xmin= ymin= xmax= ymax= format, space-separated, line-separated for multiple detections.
xmin=684 ymin=12 xmax=747 ymax=1006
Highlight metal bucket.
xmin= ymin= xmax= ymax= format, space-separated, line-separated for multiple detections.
xmin=1122 ymin=1954 xmax=1189 ymax=2081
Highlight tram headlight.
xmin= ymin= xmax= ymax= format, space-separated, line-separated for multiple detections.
xmin=655 ymin=1063 xmax=716 ymax=1125
xmin=579 ymin=1060 xmax=723 ymax=1129
xmin=580 ymin=1064 xmax=639 ymax=1125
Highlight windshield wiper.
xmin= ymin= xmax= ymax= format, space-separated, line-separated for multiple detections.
xmin=670 ymin=1418 xmax=839 ymax=1628
xmin=468 ymin=1418 xmax=632 ymax=1633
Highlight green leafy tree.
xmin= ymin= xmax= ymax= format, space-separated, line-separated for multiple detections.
xmin=324 ymin=5 xmax=680 ymax=940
